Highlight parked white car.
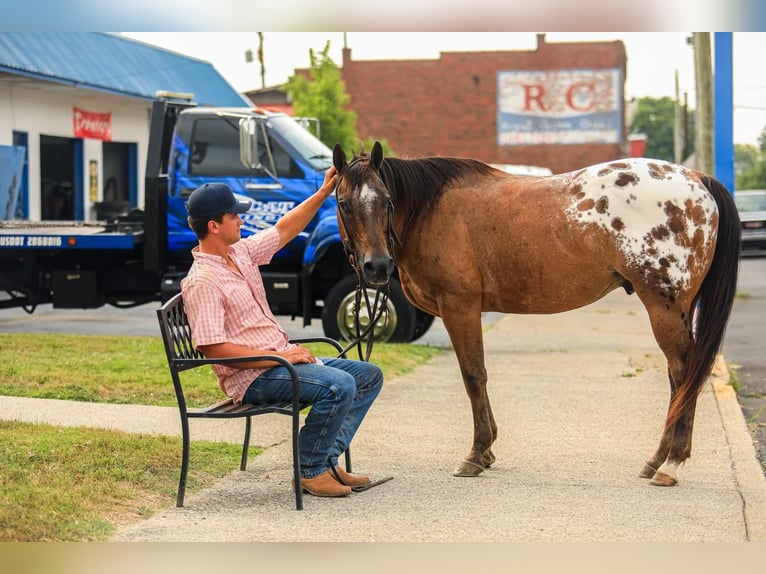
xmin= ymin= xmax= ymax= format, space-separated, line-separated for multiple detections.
xmin=734 ymin=189 xmax=766 ymax=255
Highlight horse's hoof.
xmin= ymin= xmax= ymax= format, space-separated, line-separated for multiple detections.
xmin=639 ymin=463 xmax=658 ymax=479
xmin=649 ymin=471 xmax=678 ymax=487
xmin=481 ymin=450 xmax=496 ymax=468
xmin=452 ymin=460 xmax=485 ymax=477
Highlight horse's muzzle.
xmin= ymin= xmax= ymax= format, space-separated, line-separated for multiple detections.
xmin=362 ymin=255 xmax=394 ymax=287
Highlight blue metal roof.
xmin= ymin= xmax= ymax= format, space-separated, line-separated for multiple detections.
xmin=0 ymin=32 xmax=249 ymax=107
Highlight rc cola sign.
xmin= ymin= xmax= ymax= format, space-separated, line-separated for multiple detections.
xmin=497 ymin=69 xmax=622 ymax=146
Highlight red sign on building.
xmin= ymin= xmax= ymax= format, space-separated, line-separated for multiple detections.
xmin=73 ymin=107 xmax=112 ymax=141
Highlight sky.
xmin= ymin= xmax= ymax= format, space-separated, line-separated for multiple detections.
xmin=121 ymin=32 xmax=766 ymax=147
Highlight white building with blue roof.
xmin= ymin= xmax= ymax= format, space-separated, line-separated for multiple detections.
xmin=0 ymin=32 xmax=248 ymax=222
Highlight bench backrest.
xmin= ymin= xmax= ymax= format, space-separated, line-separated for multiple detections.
xmin=157 ymin=292 xmax=204 ymax=370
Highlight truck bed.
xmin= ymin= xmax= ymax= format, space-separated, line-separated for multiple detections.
xmin=0 ymin=221 xmax=143 ymax=250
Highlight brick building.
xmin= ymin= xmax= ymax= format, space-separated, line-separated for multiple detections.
xmin=340 ymin=34 xmax=628 ymax=174
xmin=246 ymin=34 xmax=629 ymax=174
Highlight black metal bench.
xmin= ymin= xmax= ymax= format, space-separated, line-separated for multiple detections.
xmin=157 ymin=291 xmax=350 ymax=510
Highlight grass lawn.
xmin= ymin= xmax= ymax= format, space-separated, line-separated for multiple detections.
xmin=0 ymin=333 xmax=441 ymax=407
xmin=0 ymin=420 xmax=243 ymax=541
xmin=0 ymin=333 xmax=442 ymax=540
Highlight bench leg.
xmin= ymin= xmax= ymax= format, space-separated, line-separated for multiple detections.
xmin=241 ymin=417 xmax=252 ymax=471
xmin=291 ymin=411 xmax=303 ymax=510
xmin=177 ymin=415 xmax=191 ymax=507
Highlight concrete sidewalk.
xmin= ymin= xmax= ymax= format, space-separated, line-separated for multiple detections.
xmin=4 ymin=291 xmax=765 ymax=541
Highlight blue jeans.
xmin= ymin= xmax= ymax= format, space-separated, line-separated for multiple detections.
xmin=242 ymin=358 xmax=384 ymax=479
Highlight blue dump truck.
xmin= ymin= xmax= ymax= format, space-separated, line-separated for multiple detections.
xmin=0 ymin=98 xmax=434 ymax=342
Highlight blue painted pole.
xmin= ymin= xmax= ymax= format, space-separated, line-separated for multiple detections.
xmin=714 ymin=32 xmax=734 ymax=194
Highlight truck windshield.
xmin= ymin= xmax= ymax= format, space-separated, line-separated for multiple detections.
xmin=270 ymin=116 xmax=333 ymax=170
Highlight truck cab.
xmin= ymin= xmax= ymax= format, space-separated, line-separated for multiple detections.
xmin=0 ymin=100 xmax=434 ymax=343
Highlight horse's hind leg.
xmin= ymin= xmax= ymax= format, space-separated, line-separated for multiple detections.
xmin=638 ymin=368 xmax=675 ymax=479
xmin=646 ymin=404 xmax=698 ymax=486
xmin=639 ymin=370 xmax=698 ymax=486
xmin=440 ymin=307 xmax=497 ymax=477
xmin=639 ymin=299 xmax=697 ymax=486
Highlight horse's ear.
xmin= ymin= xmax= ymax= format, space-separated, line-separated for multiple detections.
xmin=371 ymin=141 xmax=383 ymax=170
xmin=333 ymin=143 xmax=346 ymax=171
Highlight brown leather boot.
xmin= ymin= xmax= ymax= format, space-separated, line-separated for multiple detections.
xmin=330 ymin=465 xmax=371 ymax=488
xmin=299 ymin=470 xmax=352 ymax=497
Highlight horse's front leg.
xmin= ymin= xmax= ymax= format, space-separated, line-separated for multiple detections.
xmin=440 ymin=309 xmax=496 ymax=477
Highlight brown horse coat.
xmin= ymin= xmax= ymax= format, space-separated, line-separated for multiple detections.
xmin=333 ymin=141 xmax=740 ymax=485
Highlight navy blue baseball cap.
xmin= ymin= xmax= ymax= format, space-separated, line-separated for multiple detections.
xmin=185 ymin=183 xmax=252 ymax=218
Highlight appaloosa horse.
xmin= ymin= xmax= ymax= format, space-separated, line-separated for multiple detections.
xmin=333 ymin=141 xmax=740 ymax=486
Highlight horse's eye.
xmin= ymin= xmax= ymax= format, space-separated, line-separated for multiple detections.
xmin=337 ymin=199 xmax=351 ymax=212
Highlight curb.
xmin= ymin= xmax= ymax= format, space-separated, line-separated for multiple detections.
xmin=711 ymin=355 xmax=766 ymax=541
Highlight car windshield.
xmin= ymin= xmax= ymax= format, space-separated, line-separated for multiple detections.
xmin=268 ymin=116 xmax=333 ymax=170
xmin=735 ymin=192 xmax=766 ymax=212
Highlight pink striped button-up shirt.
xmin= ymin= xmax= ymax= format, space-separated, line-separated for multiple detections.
xmin=180 ymin=227 xmax=298 ymax=403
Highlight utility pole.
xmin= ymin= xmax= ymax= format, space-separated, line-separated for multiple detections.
xmin=683 ymin=92 xmax=690 ymax=160
xmin=674 ymin=70 xmax=683 ymax=164
xmin=257 ymin=32 xmax=265 ymax=89
xmin=693 ymin=32 xmax=714 ymax=174
xmin=244 ymin=33 xmax=266 ymax=90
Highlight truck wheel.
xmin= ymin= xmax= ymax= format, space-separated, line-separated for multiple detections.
xmin=322 ymin=275 xmax=416 ymax=343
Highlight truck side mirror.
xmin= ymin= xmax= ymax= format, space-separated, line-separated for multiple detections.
xmin=239 ymin=117 xmax=259 ymax=169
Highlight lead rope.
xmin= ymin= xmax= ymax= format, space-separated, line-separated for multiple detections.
xmin=337 ymin=266 xmax=390 ymax=361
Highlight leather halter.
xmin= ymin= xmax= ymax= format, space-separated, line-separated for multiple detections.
xmin=335 ymin=159 xmax=401 ymax=360
xmin=336 ymin=152 xmax=402 ymax=267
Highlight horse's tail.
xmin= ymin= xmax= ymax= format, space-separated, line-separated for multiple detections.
xmin=667 ymin=176 xmax=741 ymax=425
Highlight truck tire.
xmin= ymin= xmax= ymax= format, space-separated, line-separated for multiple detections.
xmin=322 ymin=274 xmax=416 ymax=343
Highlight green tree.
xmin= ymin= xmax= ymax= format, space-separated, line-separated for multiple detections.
xmin=285 ymin=41 xmax=358 ymax=152
xmin=284 ymin=42 xmax=398 ymax=157
xmin=735 ymin=143 xmax=759 ymax=176
xmin=735 ymin=126 xmax=766 ymax=190
xmin=628 ymin=96 xmax=693 ymax=162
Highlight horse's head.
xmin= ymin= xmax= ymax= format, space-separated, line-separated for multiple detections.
xmin=333 ymin=141 xmax=396 ymax=287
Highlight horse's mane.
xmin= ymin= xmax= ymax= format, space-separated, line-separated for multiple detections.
xmin=377 ymin=156 xmax=497 ymax=233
